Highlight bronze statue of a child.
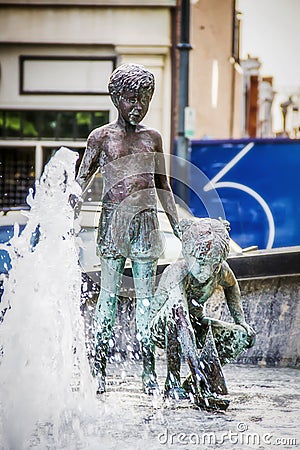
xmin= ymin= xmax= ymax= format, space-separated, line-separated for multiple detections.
xmin=149 ymin=218 xmax=255 ymax=409
xmin=75 ymin=63 xmax=180 ymax=394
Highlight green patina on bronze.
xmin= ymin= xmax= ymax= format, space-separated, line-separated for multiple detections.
xmin=75 ymin=63 xmax=180 ymax=395
xmin=150 ymin=218 xmax=256 ymax=410
xmin=73 ymin=64 xmax=255 ymax=408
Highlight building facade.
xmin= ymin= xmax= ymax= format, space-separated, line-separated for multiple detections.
xmin=189 ymin=0 xmax=243 ymax=139
xmin=0 ymin=0 xmax=248 ymax=208
xmin=0 ymin=0 xmax=175 ymax=207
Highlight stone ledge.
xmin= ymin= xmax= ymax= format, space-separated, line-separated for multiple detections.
xmin=228 ymin=246 xmax=300 ymax=280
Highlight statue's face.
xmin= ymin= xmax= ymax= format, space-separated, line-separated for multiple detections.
xmin=118 ymin=89 xmax=151 ymax=126
xmin=185 ymin=252 xmax=222 ymax=283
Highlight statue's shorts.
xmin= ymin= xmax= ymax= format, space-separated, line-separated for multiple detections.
xmin=97 ymin=202 xmax=163 ymax=261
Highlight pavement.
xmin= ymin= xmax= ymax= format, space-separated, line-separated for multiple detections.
xmin=87 ymin=358 xmax=300 ymax=450
xmin=1 ymin=355 xmax=299 ymax=449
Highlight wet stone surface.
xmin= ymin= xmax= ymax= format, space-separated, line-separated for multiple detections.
xmin=90 ymin=359 xmax=300 ymax=450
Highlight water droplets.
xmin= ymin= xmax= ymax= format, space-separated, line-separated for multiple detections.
xmin=136 ymin=332 xmax=142 ymax=341
xmin=142 ymin=298 xmax=150 ymax=307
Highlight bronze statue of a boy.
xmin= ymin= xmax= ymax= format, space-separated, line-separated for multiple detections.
xmin=75 ymin=63 xmax=180 ymax=394
xmin=149 ymin=218 xmax=255 ymax=409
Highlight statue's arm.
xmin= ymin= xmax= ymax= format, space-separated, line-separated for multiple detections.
xmin=149 ymin=265 xmax=186 ymax=324
xmin=220 ymin=262 xmax=255 ymax=339
xmin=153 ymin=132 xmax=180 ymax=239
xmin=76 ymin=131 xmax=102 ymax=194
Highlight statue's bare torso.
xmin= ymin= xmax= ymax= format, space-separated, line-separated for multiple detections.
xmin=84 ymin=122 xmax=164 ymax=208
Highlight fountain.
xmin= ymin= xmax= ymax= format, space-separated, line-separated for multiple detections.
xmin=0 ymin=147 xmax=98 ymax=449
xmin=1 ymin=61 xmax=297 ymax=448
xmin=0 ymin=148 xmax=298 ymax=450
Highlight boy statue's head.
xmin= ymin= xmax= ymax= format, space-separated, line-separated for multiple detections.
xmin=108 ymin=63 xmax=155 ymax=107
xmin=180 ymin=218 xmax=231 ymax=282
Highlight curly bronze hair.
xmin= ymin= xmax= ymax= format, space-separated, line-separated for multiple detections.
xmin=108 ymin=63 xmax=155 ymax=106
xmin=180 ymin=218 xmax=230 ymax=262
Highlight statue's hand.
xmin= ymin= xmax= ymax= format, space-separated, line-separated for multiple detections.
xmin=239 ymin=322 xmax=256 ymax=348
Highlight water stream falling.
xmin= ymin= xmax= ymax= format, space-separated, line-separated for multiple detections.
xmin=0 ymin=147 xmax=98 ymax=449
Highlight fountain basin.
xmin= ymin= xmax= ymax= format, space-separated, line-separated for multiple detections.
xmin=81 ymin=246 xmax=300 ymax=368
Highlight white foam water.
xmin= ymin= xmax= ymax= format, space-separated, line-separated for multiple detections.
xmin=0 ymin=147 xmax=98 ymax=449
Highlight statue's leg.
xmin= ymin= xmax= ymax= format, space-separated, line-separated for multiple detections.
xmin=164 ymin=312 xmax=189 ymax=399
xmin=93 ymin=256 xmax=126 ymax=394
xmin=201 ymin=317 xmax=251 ymax=365
xmin=132 ymin=259 xmax=159 ymax=394
xmin=180 ymin=316 xmax=230 ymax=411
xmin=174 ymin=306 xmax=209 ymax=397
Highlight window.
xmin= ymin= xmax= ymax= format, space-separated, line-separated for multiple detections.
xmin=0 ymin=110 xmax=109 ymax=140
xmin=0 ymin=145 xmax=86 ymax=208
xmin=20 ymin=56 xmax=115 ymax=95
xmin=0 ymin=147 xmax=35 ymax=208
xmin=0 ymin=109 xmax=108 ymax=207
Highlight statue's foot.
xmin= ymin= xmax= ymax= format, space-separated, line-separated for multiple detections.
xmin=182 ymin=375 xmax=229 ymax=410
xmin=164 ymin=385 xmax=189 ymax=400
xmin=142 ymin=374 xmax=160 ymax=395
xmin=195 ymin=393 xmax=230 ymax=411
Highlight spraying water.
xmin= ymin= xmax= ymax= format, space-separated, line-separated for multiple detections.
xmin=0 ymin=148 xmax=298 ymax=450
xmin=0 ymin=147 xmax=98 ymax=449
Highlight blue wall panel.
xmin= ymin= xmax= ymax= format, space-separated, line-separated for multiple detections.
xmin=175 ymin=139 xmax=300 ymax=249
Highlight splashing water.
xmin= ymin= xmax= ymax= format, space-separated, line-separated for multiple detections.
xmin=1 ymin=146 xmax=297 ymax=450
xmin=0 ymin=147 xmax=98 ymax=449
